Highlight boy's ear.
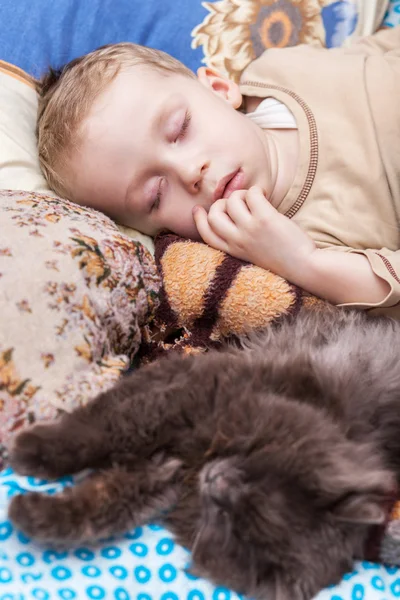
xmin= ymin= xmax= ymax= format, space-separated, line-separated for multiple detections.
xmin=197 ymin=67 xmax=242 ymax=109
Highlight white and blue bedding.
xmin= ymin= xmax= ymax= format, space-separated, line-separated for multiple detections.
xmin=1 ymin=468 xmax=399 ymax=600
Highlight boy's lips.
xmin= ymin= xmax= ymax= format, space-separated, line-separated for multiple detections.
xmin=213 ymin=168 xmax=244 ymax=201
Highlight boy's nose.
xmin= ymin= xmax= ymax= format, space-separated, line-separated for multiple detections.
xmin=180 ymin=160 xmax=208 ymax=193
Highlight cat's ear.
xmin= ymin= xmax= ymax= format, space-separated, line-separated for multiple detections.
xmin=327 ymin=460 xmax=395 ymax=525
xmin=314 ymin=445 xmax=395 ymax=525
xmin=257 ymin=578 xmax=292 ymax=600
xmin=331 ymin=493 xmax=387 ymax=525
xmin=265 ymin=573 xmax=319 ymax=600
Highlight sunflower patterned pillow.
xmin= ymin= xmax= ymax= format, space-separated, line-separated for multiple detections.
xmin=0 ymin=190 xmax=160 ymax=466
xmin=191 ymin=0 xmax=389 ymax=82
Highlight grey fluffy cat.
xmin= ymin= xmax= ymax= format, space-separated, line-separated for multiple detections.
xmin=7 ymin=308 xmax=400 ymax=600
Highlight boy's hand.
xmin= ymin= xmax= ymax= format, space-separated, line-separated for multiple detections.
xmin=193 ymin=186 xmax=316 ymax=282
xmin=194 ymin=185 xmax=391 ymax=306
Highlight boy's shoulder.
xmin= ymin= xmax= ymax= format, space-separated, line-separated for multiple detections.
xmin=240 ymin=43 xmax=338 ymax=86
xmin=241 ymin=27 xmax=400 ymax=85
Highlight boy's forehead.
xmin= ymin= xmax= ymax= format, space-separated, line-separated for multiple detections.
xmin=89 ymin=66 xmax=197 ymax=121
xmin=116 ymin=65 xmax=195 ymax=94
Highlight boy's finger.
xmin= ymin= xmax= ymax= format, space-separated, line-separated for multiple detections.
xmin=193 ymin=206 xmax=229 ymax=252
xmin=245 ymin=186 xmax=275 ymax=217
xmin=225 ymin=193 xmax=252 ymax=226
xmin=207 ymin=202 xmax=238 ymax=240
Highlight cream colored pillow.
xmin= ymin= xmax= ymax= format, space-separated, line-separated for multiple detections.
xmin=0 ymin=60 xmax=154 ymax=254
xmin=0 ymin=61 xmax=51 ymax=194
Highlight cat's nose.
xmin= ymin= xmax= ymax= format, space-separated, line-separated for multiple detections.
xmin=200 ymin=460 xmax=231 ymax=505
xmin=204 ymin=461 xmax=226 ymax=484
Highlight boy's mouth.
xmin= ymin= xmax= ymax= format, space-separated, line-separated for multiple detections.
xmin=214 ymin=168 xmax=244 ymax=201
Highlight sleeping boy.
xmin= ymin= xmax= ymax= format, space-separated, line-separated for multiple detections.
xmin=36 ymin=27 xmax=400 ymax=317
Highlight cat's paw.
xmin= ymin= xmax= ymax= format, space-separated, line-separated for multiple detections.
xmin=8 ymin=425 xmax=66 ymax=479
xmin=8 ymin=492 xmax=71 ymax=544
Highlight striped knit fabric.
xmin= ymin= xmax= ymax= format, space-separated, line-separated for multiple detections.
xmin=140 ymin=232 xmax=325 ymax=359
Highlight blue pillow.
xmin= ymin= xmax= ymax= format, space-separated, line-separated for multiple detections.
xmin=0 ymin=0 xmax=390 ymax=81
xmin=0 ymin=0 xmax=207 ymax=77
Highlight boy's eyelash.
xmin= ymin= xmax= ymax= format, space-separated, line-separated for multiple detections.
xmin=177 ymin=111 xmax=192 ymax=140
xmin=151 ymin=186 xmax=162 ymax=212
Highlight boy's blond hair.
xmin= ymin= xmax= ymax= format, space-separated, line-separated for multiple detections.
xmin=37 ymin=43 xmax=195 ymax=199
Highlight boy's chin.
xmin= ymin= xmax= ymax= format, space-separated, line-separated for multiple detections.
xmin=175 ymin=228 xmax=203 ymax=242
xmin=154 ymin=228 xmax=202 ymax=242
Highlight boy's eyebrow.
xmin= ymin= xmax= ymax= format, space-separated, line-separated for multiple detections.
xmin=153 ymin=93 xmax=181 ymax=132
xmin=125 ymin=176 xmax=144 ymax=213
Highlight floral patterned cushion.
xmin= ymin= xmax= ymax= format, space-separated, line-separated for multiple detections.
xmin=0 ymin=190 xmax=160 ymax=466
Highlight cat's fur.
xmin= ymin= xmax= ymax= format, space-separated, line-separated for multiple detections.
xmin=8 ymin=308 xmax=400 ymax=600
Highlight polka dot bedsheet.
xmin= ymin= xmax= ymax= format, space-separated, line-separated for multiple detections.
xmin=1 ymin=469 xmax=400 ymax=600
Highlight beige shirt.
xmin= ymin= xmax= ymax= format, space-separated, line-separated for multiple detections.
xmin=240 ymin=27 xmax=400 ymax=318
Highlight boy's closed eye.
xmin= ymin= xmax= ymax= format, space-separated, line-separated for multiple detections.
xmin=150 ymin=110 xmax=192 ymax=211
xmin=150 ymin=179 xmax=164 ymax=212
xmin=174 ymin=110 xmax=191 ymax=142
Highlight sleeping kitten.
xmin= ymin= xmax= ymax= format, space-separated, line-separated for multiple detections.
xmin=7 ymin=308 xmax=400 ymax=600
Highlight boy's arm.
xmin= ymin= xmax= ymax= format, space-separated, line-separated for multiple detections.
xmin=345 ymin=25 xmax=400 ymax=56
xmin=288 ymin=249 xmax=395 ymax=307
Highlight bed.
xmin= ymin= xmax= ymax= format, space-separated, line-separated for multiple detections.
xmin=1 ymin=1 xmax=400 ymax=599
